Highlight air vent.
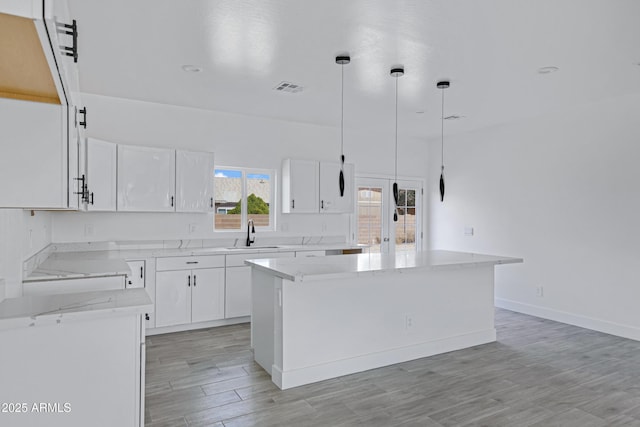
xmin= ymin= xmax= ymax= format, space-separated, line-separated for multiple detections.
xmin=273 ymin=81 xmax=303 ymax=93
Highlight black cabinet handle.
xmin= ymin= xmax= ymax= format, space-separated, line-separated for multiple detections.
xmin=79 ymin=107 xmax=87 ymax=128
xmin=193 ymin=275 xmax=197 ymax=287
xmin=321 ymin=200 xmax=324 ymax=209
xmin=90 ymin=192 xmax=94 ymax=205
xmin=140 ymin=266 xmax=143 ymax=279
xmin=187 ymin=275 xmax=191 ymax=287
xmin=128 ymin=280 xmax=132 ymax=286
xmin=292 ymin=200 xmax=295 ymax=209
xmin=186 ymin=261 xmax=198 ymax=264
xmin=145 ymin=313 xmax=150 ymax=321
xmin=171 ymin=196 xmax=174 ymax=207
xmin=210 ymin=197 xmax=213 ymax=208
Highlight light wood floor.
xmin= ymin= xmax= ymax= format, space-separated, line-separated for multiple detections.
xmin=145 ymin=309 xmax=640 ymax=426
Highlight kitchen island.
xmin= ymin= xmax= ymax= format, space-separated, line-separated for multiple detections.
xmin=246 ymin=250 xmax=523 ymax=390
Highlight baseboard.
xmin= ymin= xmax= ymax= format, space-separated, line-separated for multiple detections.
xmin=272 ymin=328 xmax=496 ymax=390
xmin=495 ymin=298 xmax=640 ymax=341
xmin=146 ymin=316 xmax=249 ymax=336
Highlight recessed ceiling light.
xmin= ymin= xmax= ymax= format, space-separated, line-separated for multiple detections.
xmin=182 ymin=65 xmax=203 ymax=73
xmin=537 ymin=66 xmax=559 ymax=74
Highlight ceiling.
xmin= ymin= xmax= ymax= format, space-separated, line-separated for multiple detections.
xmin=67 ymin=0 xmax=640 ymax=140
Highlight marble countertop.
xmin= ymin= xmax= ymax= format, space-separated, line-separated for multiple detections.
xmin=0 ymin=288 xmax=153 ymax=330
xmin=245 ymin=250 xmax=524 ymax=282
xmin=25 ymin=258 xmax=132 ymax=282
xmin=23 ymin=243 xmax=365 ymax=282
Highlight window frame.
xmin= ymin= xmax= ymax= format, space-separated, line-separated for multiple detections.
xmin=213 ymin=166 xmax=276 ymax=232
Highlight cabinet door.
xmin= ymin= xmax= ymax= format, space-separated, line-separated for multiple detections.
xmin=225 ymin=266 xmax=251 ymax=318
xmin=155 ymin=270 xmax=191 ymax=327
xmin=0 ymin=99 xmax=68 ymax=208
xmin=43 ymin=0 xmax=80 ymax=98
xmin=125 ymin=260 xmax=145 ymax=289
xmin=282 ymin=159 xmax=319 ymax=213
xmin=176 ymin=150 xmax=214 ymax=212
xmin=87 ymin=138 xmax=117 ymax=211
xmin=117 ymin=145 xmax=176 ymax=212
xmin=320 ymin=162 xmax=354 ymax=213
xmin=191 ymin=268 xmax=225 ymax=323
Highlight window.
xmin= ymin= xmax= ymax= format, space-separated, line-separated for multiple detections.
xmin=214 ymin=167 xmax=275 ymax=231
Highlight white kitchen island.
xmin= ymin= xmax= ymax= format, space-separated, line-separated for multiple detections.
xmin=246 ymin=250 xmax=522 ymax=390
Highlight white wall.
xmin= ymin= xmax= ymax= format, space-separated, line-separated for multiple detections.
xmin=52 ymin=94 xmax=428 ymax=243
xmin=0 ymin=210 xmax=51 ymax=298
xmin=428 ymin=93 xmax=640 ymax=340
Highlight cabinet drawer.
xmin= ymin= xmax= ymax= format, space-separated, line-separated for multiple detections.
xmin=226 ymin=251 xmax=295 ymax=267
xmin=295 ymin=250 xmax=326 ymax=257
xmin=156 ymin=255 xmax=224 ymax=271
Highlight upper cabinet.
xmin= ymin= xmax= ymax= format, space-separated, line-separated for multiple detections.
xmin=117 ymin=145 xmax=176 ymax=212
xmin=176 ymin=150 xmax=214 ymax=213
xmin=319 ymin=162 xmax=354 ymax=213
xmin=0 ymin=1 xmax=84 ymax=209
xmin=282 ymin=159 xmax=354 ymax=214
xmin=86 ymin=138 xmax=117 ymax=211
xmin=282 ymin=159 xmax=319 ymax=213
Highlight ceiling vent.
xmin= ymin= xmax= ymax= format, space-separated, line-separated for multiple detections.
xmin=273 ymin=81 xmax=303 ymax=93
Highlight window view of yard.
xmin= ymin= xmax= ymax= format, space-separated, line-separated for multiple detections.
xmin=214 ymin=169 xmax=271 ymax=230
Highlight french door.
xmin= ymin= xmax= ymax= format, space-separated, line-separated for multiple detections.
xmin=355 ymin=177 xmax=422 ymax=254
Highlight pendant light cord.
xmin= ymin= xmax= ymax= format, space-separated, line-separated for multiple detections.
xmin=441 ymin=86 xmax=444 ymax=171
xmin=394 ymin=75 xmax=398 ymax=182
xmin=341 ymin=63 xmax=344 ymax=162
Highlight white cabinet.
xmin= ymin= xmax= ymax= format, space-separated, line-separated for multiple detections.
xmin=117 ymin=145 xmax=176 ymax=212
xmin=224 ymin=251 xmax=295 ymax=319
xmin=176 ymin=150 xmax=214 ymax=212
xmin=319 ymin=162 xmax=354 ymax=213
xmin=225 ymin=267 xmax=252 ymax=318
xmin=155 ymin=255 xmax=225 ymax=328
xmin=282 ymin=159 xmax=354 ymax=214
xmin=125 ymin=259 xmax=154 ymax=330
xmin=0 ymin=99 xmax=70 ymax=208
xmin=282 ymin=159 xmax=319 ymax=213
xmin=86 ymin=138 xmax=117 ymax=211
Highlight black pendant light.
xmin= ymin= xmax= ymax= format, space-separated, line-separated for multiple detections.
xmin=336 ymin=54 xmax=350 ymax=197
xmin=437 ymin=80 xmax=450 ymax=202
xmin=391 ymin=66 xmax=404 ymax=222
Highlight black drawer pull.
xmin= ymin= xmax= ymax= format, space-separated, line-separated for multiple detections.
xmin=186 ymin=261 xmax=199 ymax=264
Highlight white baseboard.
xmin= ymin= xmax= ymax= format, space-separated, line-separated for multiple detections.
xmin=273 ymin=328 xmax=496 ymax=390
xmin=146 ymin=316 xmax=249 ymax=336
xmin=495 ymin=298 xmax=640 ymax=342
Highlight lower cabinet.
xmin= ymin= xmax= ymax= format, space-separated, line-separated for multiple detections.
xmin=224 ymin=251 xmax=295 ymax=319
xmin=155 ymin=267 xmax=225 ymax=328
xmin=225 ymin=266 xmax=251 ymax=318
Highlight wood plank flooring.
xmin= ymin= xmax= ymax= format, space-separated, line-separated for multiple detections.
xmin=145 ymin=309 xmax=640 ymax=426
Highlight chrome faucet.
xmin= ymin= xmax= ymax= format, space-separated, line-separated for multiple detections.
xmin=246 ymin=219 xmax=256 ymax=247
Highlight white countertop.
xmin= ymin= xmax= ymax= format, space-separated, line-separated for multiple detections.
xmin=0 ymin=288 xmax=153 ymax=330
xmin=245 ymin=250 xmax=524 ymax=282
xmin=23 ymin=243 xmax=364 ymax=282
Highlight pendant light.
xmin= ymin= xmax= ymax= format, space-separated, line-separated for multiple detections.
xmin=391 ymin=66 xmax=404 ymax=222
xmin=437 ymin=80 xmax=450 ymax=202
xmin=336 ymin=54 xmax=350 ymax=197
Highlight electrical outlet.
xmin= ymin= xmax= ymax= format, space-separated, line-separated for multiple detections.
xmin=404 ymin=314 xmax=414 ymax=330
xmin=188 ymin=223 xmax=198 ymax=234
xmin=84 ymin=224 xmax=94 ymax=237
xmin=464 ymin=226 xmax=474 ymax=236
xmin=536 ymin=286 xmax=544 ymax=297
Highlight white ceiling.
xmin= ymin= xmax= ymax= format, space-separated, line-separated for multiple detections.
xmin=67 ymin=0 xmax=640 ymax=139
